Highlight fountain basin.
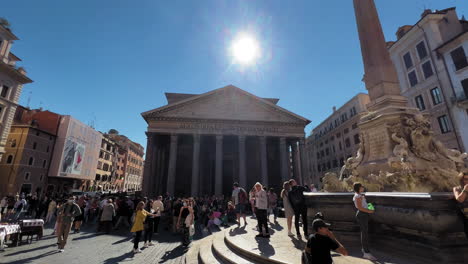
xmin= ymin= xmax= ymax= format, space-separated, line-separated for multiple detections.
xmin=305 ymin=192 xmax=467 ymax=263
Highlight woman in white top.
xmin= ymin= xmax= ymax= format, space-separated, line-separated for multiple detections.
xmin=352 ymin=182 xmax=376 ymax=261
xmin=249 ymin=188 xmax=256 ymax=218
xmin=254 ymin=182 xmax=269 ymax=238
xmin=280 ymin=181 xmax=294 ymax=236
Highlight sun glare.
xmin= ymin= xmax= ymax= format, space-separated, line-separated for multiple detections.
xmin=230 ymin=34 xmax=260 ymax=65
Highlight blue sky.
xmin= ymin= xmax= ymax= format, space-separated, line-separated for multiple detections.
xmin=2 ymin=0 xmax=467 ymax=149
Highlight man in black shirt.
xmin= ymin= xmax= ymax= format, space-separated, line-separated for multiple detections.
xmin=304 ymin=219 xmax=348 ymax=264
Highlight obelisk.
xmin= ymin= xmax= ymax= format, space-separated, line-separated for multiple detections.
xmin=353 ymin=0 xmax=408 ymax=111
xmin=349 ymin=0 xmax=418 ymax=178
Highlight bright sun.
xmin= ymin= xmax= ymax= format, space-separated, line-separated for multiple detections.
xmin=230 ymin=34 xmax=260 ymax=65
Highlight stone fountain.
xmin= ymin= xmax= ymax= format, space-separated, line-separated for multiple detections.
xmin=306 ymin=1 xmax=468 ymax=263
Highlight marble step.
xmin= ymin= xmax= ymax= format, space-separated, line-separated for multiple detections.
xmin=224 ymin=231 xmax=291 ymax=264
xmin=211 ymin=231 xmax=256 ymax=264
xmin=185 ymin=235 xmax=213 ymax=264
xmin=198 ymin=235 xmax=223 ymax=264
xmin=185 ymin=240 xmax=202 ymax=264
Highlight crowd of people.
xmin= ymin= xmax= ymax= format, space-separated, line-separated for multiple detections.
xmin=1 ymin=171 xmax=466 ymax=262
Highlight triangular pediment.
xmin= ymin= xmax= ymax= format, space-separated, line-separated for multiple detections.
xmin=142 ymin=85 xmax=310 ymax=124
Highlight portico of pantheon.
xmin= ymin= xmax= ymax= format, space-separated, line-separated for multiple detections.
xmin=141 ymin=85 xmax=310 ymax=197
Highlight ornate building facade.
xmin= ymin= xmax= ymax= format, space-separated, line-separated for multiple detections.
xmin=388 ymin=8 xmax=468 ymax=152
xmin=0 ymin=23 xmax=33 ymax=161
xmin=141 ymin=85 xmax=310 ymax=197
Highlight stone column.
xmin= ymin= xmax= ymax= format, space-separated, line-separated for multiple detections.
xmin=291 ymin=140 xmax=301 ymax=181
xmin=238 ymin=135 xmax=247 ymax=188
xmin=166 ymin=134 xmax=178 ymax=196
xmin=142 ymin=133 xmax=154 ymax=196
xmin=150 ymin=137 xmax=159 ymax=197
xmin=280 ymin=137 xmax=289 ymax=182
xmin=299 ymin=138 xmax=307 ymax=185
xmin=260 ymin=136 xmax=268 ymax=187
xmin=191 ymin=134 xmax=201 ymax=197
xmin=215 ymin=135 xmax=223 ymax=195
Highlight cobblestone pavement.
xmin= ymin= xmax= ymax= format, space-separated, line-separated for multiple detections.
xmin=0 ymin=221 xmax=191 ymax=264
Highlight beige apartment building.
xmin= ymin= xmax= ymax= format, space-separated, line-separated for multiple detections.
xmin=114 ymin=144 xmax=127 ymax=191
xmin=0 ymin=107 xmax=60 ymax=196
xmin=0 ymin=23 xmax=33 ymax=161
xmin=94 ymin=134 xmax=116 ymax=191
xmin=108 ymin=133 xmax=144 ymax=192
xmin=306 ymin=93 xmax=370 ymax=187
xmin=388 ymin=8 xmax=468 ymax=151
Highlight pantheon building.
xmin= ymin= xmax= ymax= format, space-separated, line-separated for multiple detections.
xmin=141 ymin=85 xmax=310 ymax=197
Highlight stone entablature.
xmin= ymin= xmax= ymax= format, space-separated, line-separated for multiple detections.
xmin=147 ymin=119 xmax=305 ymax=138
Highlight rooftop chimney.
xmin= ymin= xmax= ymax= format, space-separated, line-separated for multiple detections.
xmin=421 ymin=9 xmax=433 ymax=18
xmin=332 ymin=106 xmax=337 ymax=112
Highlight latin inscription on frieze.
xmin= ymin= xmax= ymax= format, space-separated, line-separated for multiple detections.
xmin=367 ymin=127 xmax=388 ymax=160
xmin=178 ymin=123 xmax=280 ymax=134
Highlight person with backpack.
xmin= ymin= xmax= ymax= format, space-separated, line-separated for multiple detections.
xmin=114 ymin=197 xmax=131 ymax=230
xmin=288 ymin=179 xmax=308 ymax=239
xmin=231 ymin=182 xmax=248 ymax=226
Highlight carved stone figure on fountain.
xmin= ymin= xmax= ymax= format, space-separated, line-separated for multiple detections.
xmin=388 ymin=132 xmax=409 ymax=168
xmin=340 ymin=134 xmax=364 ymax=180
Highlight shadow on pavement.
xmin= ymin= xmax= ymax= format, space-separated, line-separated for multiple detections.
xmin=289 ymin=236 xmax=306 ymax=250
xmin=4 ymin=243 xmax=57 ymax=257
xmin=111 ymin=236 xmax=133 ymax=245
xmin=228 ymin=226 xmax=248 ymax=236
xmin=72 ymin=232 xmax=104 ymax=241
xmin=269 ymin=220 xmax=284 ymax=231
xmin=159 ymin=244 xmax=188 ymax=263
xmin=254 ymin=236 xmax=275 ymax=257
xmin=4 ymin=250 xmax=58 ymax=264
xmin=103 ymin=251 xmax=134 ymax=264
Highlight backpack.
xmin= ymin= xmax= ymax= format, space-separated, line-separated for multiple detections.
xmin=289 ymin=186 xmax=305 ymax=207
xmin=238 ymin=188 xmax=248 ymax=204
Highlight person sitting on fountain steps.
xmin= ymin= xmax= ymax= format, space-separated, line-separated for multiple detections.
xmin=353 ymin=182 xmax=377 ymax=261
xmin=453 ymin=172 xmax=468 ymax=239
xmin=303 ymin=218 xmax=348 ymax=264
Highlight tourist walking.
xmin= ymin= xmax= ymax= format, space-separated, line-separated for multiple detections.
xmin=114 ymin=196 xmax=132 ymax=230
xmin=13 ymin=195 xmax=27 ymax=219
xmin=267 ymin=188 xmax=278 ymax=222
xmin=281 ymin=181 xmax=295 ymax=236
xmin=288 ymin=179 xmax=308 ymax=239
xmin=143 ymin=200 xmax=155 ymax=247
xmin=231 ymin=182 xmax=248 ymax=226
xmin=130 ymin=201 xmax=157 ymax=253
xmin=45 ymin=198 xmax=57 ymax=223
xmin=100 ymin=199 xmax=115 ymax=234
xmin=172 ymin=198 xmax=182 ymax=233
xmin=177 ymin=198 xmax=194 ymax=246
xmin=352 ymin=182 xmax=377 ymax=261
xmin=249 ymin=187 xmax=256 ymax=218
xmin=254 ymin=182 xmax=270 ymax=238
xmin=453 ymin=172 xmax=468 ymax=239
xmin=304 ymin=218 xmax=348 ymax=264
xmin=57 ymin=196 xmax=81 ymax=252
xmin=73 ymin=196 xmax=86 ymax=233
xmin=0 ymin=196 xmax=7 ymax=216
xmin=152 ymin=196 xmax=164 ymax=234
